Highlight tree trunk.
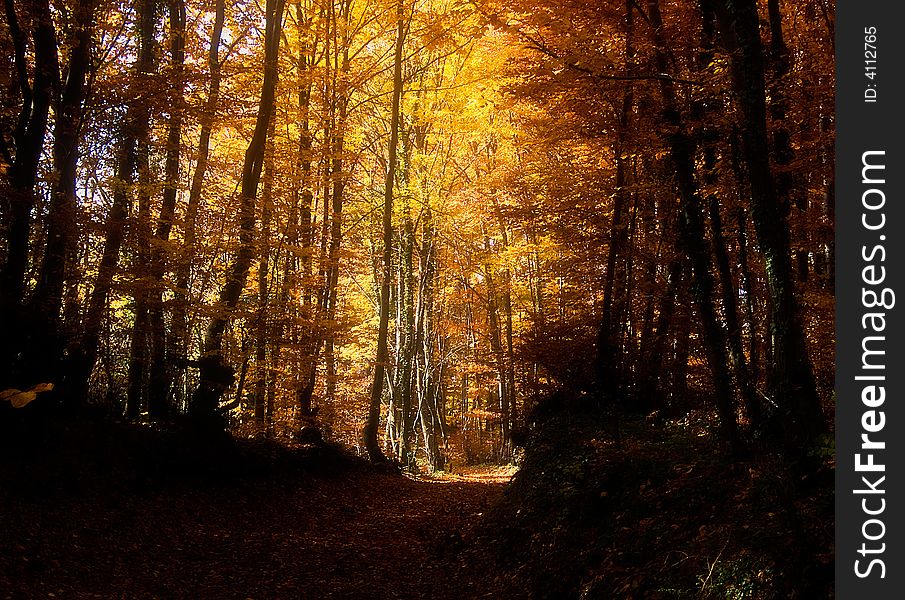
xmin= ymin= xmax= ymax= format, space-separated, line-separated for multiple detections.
xmin=171 ymin=0 xmax=225 ymax=410
xmin=364 ymin=0 xmax=405 ymax=463
xmin=66 ymin=0 xmax=158 ymax=408
xmin=1 ymin=0 xmax=59 ymax=312
xmin=126 ymin=136 xmax=154 ymax=419
xmin=24 ymin=0 xmax=94 ymax=386
xmin=322 ymin=29 xmax=350 ymax=410
xmin=190 ymin=0 xmax=286 ymax=425
xmin=735 ymin=207 xmax=760 ymax=388
xmin=708 ymin=196 xmax=761 ymax=427
xmin=147 ymin=0 xmax=186 ymax=420
xmin=1 ymin=0 xmax=59 ymax=386
xmin=597 ymin=0 xmax=634 ymax=400
xmin=254 ymin=129 xmax=276 ymax=427
xmin=290 ymin=4 xmax=317 ymax=420
xmin=715 ymin=0 xmax=824 ymax=445
xmin=648 ymin=0 xmax=742 ymax=455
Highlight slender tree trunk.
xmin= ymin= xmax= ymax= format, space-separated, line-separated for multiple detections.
xmin=291 ymin=4 xmax=318 ymax=418
xmin=417 ymin=206 xmax=444 ymax=470
xmin=66 ymin=0 xmax=158 ymax=408
xmin=1 ymin=0 xmax=59 ymax=312
xmin=365 ymin=0 xmax=405 ymax=463
xmin=671 ymin=281 xmax=691 ymax=410
xmin=735 ymin=208 xmax=760 ymax=387
xmin=146 ymin=0 xmax=186 ymax=419
xmin=648 ymin=0 xmax=742 ymax=455
xmin=398 ymin=208 xmax=416 ymax=466
xmin=126 ymin=134 xmax=154 ymax=419
xmin=597 ymin=0 xmax=634 ymax=400
xmin=709 ymin=196 xmax=761 ymax=427
xmin=644 ymin=253 xmax=683 ymax=406
xmin=254 ymin=129 xmax=276 ymax=427
xmin=323 ymin=34 xmax=350 ymax=410
xmin=171 ymin=0 xmax=225 ymax=409
xmin=190 ymin=0 xmax=286 ymax=424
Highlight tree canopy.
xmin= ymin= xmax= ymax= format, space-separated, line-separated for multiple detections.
xmin=1 ymin=0 xmax=834 ymax=466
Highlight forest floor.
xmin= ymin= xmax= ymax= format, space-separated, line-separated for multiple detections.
xmin=0 ymin=408 xmax=834 ymax=599
xmin=0 ymin=419 xmax=514 ymax=599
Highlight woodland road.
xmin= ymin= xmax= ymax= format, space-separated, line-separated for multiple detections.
xmin=1 ymin=464 xmax=513 ymax=599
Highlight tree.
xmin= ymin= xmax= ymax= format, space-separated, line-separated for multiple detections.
xmin=66 ymin=0 xmax=159 ymax=408
xmin=714 ymin=0 xmax=824 ymax=446
xmin=1 ymin=0 xmax=59 ymax=385
xmin=21 ymin=0 xmax=96 ymax=387
xmin=364 ymin=0 xmax=406 ymax=464
xmin=190 ymin=0 xmax=287 ymax=426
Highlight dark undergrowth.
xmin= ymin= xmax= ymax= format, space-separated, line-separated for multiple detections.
xmin=470 ymin=396 xmax=835 ymax=599
xmin=0 ymin=405 xmax=364 ymax=499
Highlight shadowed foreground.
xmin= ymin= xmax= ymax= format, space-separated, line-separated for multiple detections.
xmin=0 ymin=429 xmax=509 ymax=599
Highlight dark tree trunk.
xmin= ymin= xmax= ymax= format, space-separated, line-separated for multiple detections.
xmin=364 ymin=0 xmax=405 ymax=464
xmin=735 ymin=208 xmax=760 ymax=387
xmin=1 ymin=0 xmax=58 ymax=308
xmin=596 ymin=0 xmax=634 ymax=401
xmin=638 ymin=250 xmax=682 ymax=409
xmin=709 ymin=196 xmax=761 ymax=427
xmin=126 ymin=134 xmax=154 ymax=419
xmin=190 ymin=0 xmax=286 ymax=424
xmin=288 ymin=3 xmax=318 ymax=422
xmin=648 ymin=0 xmax=742 ymax=455
xmin=492 ymin=199 xmax=517 ymax=456
xmin=171 ymin=0 xmax=225 ymax=410
xmin=254 ymin=129 xmax=275 ymax=427
xmin=146 ymin=0 xmax=186 ymax=420
xmin=66 ymin=0 xmax=158 ymax=408
xmin=397 ymin=209 xmax=416 ymax=466
xmin=323 ymin=35 xmax=349 ymax=410
xmin=715 ymin=0 xmax=824 ymax=446
xmin=23 ymin=0 xmax=94 ymax=386
xmin=1 ymin=0 xmax=59 ymax=386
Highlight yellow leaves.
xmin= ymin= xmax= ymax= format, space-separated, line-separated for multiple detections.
xmin=1 ymin=390 xmax=37 ymax=408
xmin=0 ymin=383 xmax=54 ymax=409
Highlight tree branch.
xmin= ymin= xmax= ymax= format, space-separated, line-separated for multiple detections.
xmin=470 ymin=0 xmax=703 ymax=87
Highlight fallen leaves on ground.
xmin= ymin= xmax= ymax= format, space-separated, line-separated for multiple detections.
xmin=1 ymin=456 xmax=509 ymax=599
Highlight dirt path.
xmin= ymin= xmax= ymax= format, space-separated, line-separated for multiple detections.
xmin=1 ymin=465 xmax=513 ymax=599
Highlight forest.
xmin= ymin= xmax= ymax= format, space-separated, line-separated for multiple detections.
xmin=1 ymin=0 xmax=835 ymax=597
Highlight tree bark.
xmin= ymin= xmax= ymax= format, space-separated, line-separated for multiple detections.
xmin=146 ymin=0 xmax=186 ymax=420
xmin=171 ymin=0 xmax=225 ymax=409
xmin=648 ymin=0 xmax=742 ymax=455
xmin=23 ymin=0 xmax=95 ymax=386
xmin=126 ymin=137 xmax=154 ymax=419
xmin=66 ymin=0 xmax=158 ymax=408
xmin=1 ymin=0 xmax=59 ymax=312
xmin=708 ymin=196 xmax=761 ymax=427
xmin=596 ymin=0 xmax=633 ymax=400
xmin=254 ymin=128 xmax=276 ymax=427
xmin=364 ymin=0 xmax=406 ymax=463
xmin=190 ymin=0 xmax=286 ymax=424
xmin=715 ymin=0 xmax=824 ymax=445
xmin=1 ymin=0 xmax=59 ymax=386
